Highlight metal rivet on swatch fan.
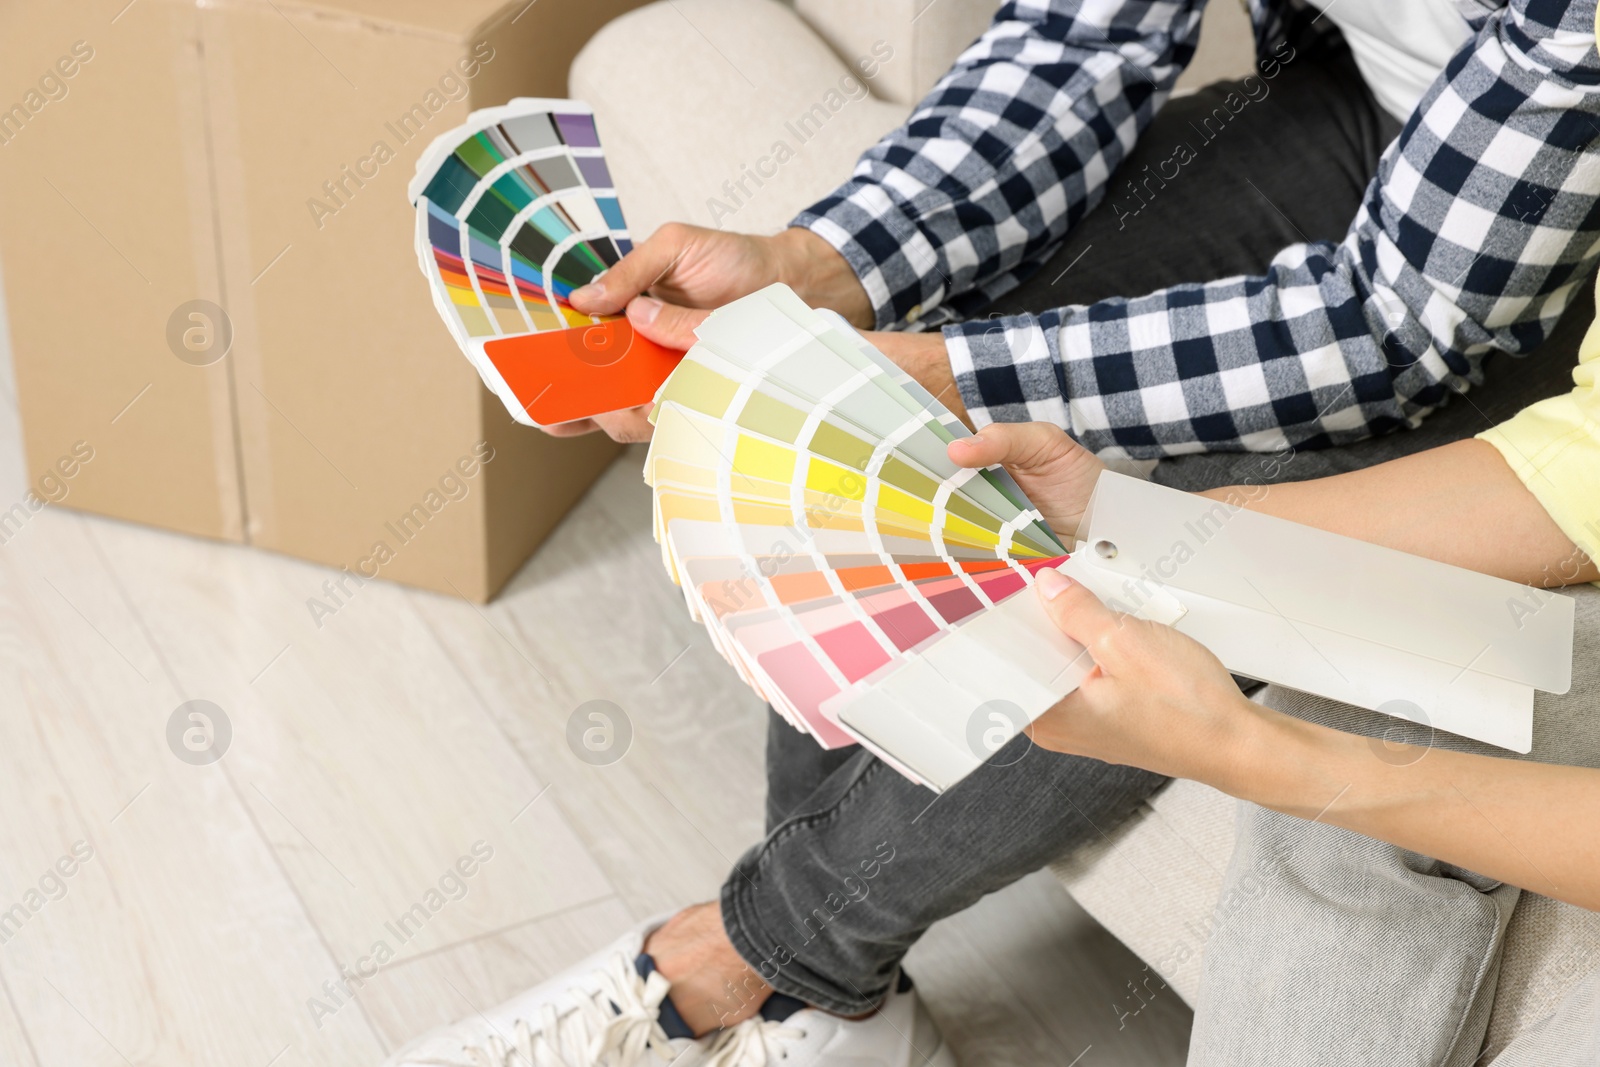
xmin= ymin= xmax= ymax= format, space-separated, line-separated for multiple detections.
xmin=1093 ymin=539 xmax=1118 ymax=560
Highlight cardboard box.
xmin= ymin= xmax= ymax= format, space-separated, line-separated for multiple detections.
xmin=0 ymin=0 xmax=651 ymax=600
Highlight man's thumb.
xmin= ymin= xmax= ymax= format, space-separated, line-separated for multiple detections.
xmin=626 ymin=296 xmax=704 ymax=352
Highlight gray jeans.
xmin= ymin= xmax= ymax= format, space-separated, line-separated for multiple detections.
xmin=1188 ymin=585 xmax=1600 ymax=1067
xmin=720 ymin=43 xmax=1587 ymax=1014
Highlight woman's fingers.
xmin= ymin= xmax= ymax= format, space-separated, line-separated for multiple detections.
xmin=948 ymin=421 xmax=1084 ymax=473
xmin=1035 ymin=569 xmax=1126 ymax=666
xmin=948 ymin=421 xmax=1107 ymax=542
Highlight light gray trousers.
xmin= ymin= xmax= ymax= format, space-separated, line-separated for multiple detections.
xmin=1188 ymin=585 xmax=1600 ymax=1066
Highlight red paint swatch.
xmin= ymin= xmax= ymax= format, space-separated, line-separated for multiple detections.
xmin=481 ymin=318 xmax=682 ymax=425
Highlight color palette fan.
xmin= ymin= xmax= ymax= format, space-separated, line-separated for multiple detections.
xmin=646 ymin=286 xmax=1581 ymax=788
xmin=408 ymin=98 xmax=679 ymax=427
xmin=644 ymin=284 xmax=1094 ymax=789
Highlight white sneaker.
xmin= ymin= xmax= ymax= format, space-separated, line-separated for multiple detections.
xmin=381 ymin=919 xmax=957 ymax=1067
xmin=745 ymin=971 xmax=957 ymax=1067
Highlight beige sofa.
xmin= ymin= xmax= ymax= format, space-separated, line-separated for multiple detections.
xmin=570 ymin=1 xmax=1600 ymax=1058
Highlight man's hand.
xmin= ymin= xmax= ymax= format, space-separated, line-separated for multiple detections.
xmin=946 ymin=421 xmax=1106 ymax=543
xmin=569 ymin=224 xmax=874 ymax=342
xmin=554 ymin=225 xmax=966 ymax=442
xmin=541 ymin=404 xmax=656 ymax=443
xmin=1026 ymin=570 xmax=1261 ymax=781
xmin=869 ymin=330 xmax=970 ymax=428
xmin=546 ymin=320 xmax=962 ymax=443
xmin=551 ymin=223 xmax=878 ymax=443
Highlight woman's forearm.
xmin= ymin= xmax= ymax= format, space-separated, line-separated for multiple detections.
xmin=1196 ymin=437 xmax=1597 ymax=903
xmin=1205 ymin=439 xmax=1598 ymax=586
xmin=1225 ymin=708 xmax=1600 ymax=911
xmin=978 ymin=422 xmax=1600 ymax=911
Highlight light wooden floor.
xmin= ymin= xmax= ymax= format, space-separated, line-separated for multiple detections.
xmin=0 ymin=295 xmax=1190 ymax=1064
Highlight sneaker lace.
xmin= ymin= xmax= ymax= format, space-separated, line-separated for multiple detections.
xmin=430 ymin=951 xmax=681 ymax=1067
xmin=701 ymin=1017 xmax=807 ymax=1067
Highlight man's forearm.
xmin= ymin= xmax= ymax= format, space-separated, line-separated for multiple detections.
xmin=1226 ymin=708 xmax=1600 ymax=911
xmin=792 ymin=1 xmax=1208 ymax=331
xmin=771 ymin=228 xmax=873 ymax=329
xmin=1205 ymin=439 xmax=1598 ymax=587
xmin=765 ymin=234 xmax=972 ymax=426
xmin=867 ymin=330 xmax=970 ymax=428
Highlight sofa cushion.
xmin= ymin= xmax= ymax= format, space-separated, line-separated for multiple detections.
xmin=795 ymin=0 xmax=996 ymax=107
xmin=1049 ymin=777 xmax=1234 ymax=1006
xmin=1483 ymin=894 xmax=1600 ymax=1059
xmin=1050 ymin=779 xmax=1600 ymax=1059
xmin=795 ymin=0 xmax=1256 ymax=106
xmin=572 ymin=0 xmax=909 ymax=237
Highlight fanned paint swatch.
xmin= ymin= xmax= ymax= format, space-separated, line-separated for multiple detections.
xmin=408 ymin=98 xmax=680 ymax=427
xmin=648 ymin=287 xmax=1575 ymax=787
xmin=644 ymin=284 xmax=1088 ymax=787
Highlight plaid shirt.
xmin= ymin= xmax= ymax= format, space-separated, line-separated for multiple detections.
xmin=793 ymin=0 xmax=1600 ymax=458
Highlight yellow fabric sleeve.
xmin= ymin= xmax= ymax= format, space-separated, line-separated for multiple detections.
xmin=1477 ymin=276 xmax=1600 ymax=573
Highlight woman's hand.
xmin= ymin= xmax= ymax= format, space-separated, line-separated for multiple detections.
xmin=946 ymin=419 xmax=1259 ymax=777
xmin=1027 ymin=569 xmax=1264 ymax=782
xmin=1029 ymin=566 xmax=1600 ymax=912
xmin=946 ymin=421 xmax=1108 ymax=543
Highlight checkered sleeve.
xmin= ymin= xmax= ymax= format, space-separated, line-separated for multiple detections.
xmin=947 ymin=0 xmax=1600 ymax=458
xmin=791 ymin=0 xmax=1207 ymax=331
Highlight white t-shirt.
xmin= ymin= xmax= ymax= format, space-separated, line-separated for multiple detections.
xmin=1305 ymin=0 xmax=1472 ymax=120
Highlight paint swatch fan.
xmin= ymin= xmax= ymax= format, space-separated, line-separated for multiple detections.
xmin=646 ymin=286 xmax=1578 ymax=792
xmin=408 ymin=98 xmax=679 ymax=427
xmin=643 ymin=284 xmax=1093 ymax=789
